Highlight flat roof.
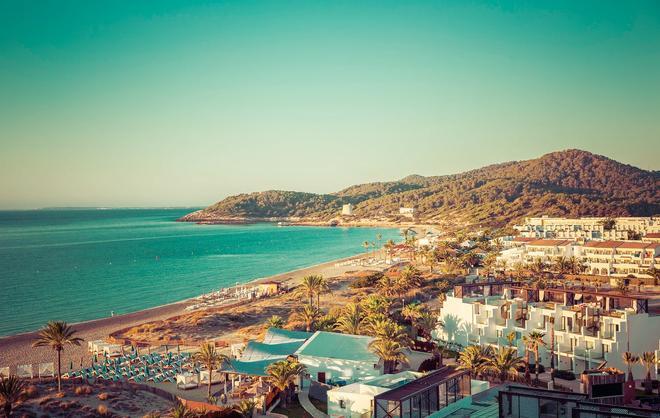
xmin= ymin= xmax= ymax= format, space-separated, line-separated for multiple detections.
xmin=527 ymin=239 xmax=574 ymax=247
xmin=375 ymin=367 xmax=467 ymax=401
xmin=295 ymin=331 xmax=378 ymax=362
xmin=262 ymin=328 xmax=313 ymax=345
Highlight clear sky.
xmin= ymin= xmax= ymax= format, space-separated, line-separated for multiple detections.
xmin=1 ymin=0 xmax=659 ymax=209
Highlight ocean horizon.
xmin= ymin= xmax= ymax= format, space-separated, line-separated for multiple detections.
xmin=0 ymin=208 xmax=399 ymax=337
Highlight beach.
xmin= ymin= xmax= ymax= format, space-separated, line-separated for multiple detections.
xmin=0 ymin=252 xmax=379 ymax=373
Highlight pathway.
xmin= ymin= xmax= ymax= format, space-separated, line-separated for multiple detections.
xmin=298 ymin=386 xmax=329 ymax=418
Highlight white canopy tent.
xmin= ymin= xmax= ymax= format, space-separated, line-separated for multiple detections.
xmin=38 ymin=362 xmax=54 ymax=378
xmin=199 ymin=369 xmax=224 ymax=385
xmin=17 ymin=364 xmax=33 ymax=379
xmin=176 ymin=372 xmax=199 ymax=390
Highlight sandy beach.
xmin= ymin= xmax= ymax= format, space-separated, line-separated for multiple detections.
xmin=0 ymin=252 xmax=378 ymax=374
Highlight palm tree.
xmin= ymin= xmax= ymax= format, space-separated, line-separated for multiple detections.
xmin=415 ymin=312 xmax=438 ymax=344
xmin=295 ymin=275 xmax=326 ymax=307
xmin=335 ymin=303 xmax=364 ymax=335
xmin=170 ymin=403 xmax=194 ymax=418
xmin=360 ymin=294 xmax=391 ymax=318
xmin=457 ymin=345 xmax=492 ymax=379
xmin=266 ymin=359 xmax=306 ymax=408
xmin=622 ymin=352 xmax=639 ymax=382
xmin=32 ymin=321 xmax=83 ymax=392
xmin=485 ymin=347 xmax=525 ymax=383
xmin=364 ymin=318 xmax=409 ymax=345
xmin=548 ymin=317 xmax=556 ymax=383
xmin=640 ymin=352 xmax=656 ymax=395
xmin=194 ymin=342 xmax=230 ymax=399
xmin=530 ymin=258 xmax=547 ymax=275
xmin=376 ymin=234 xmax=383 ymax=259
xmin=505 ymin=331 xmax=517 ymax=347
xmin=377 ymin=274 xmax=400 ymax=299
xmin=384 ymin=239 xmax=395 ymax=262
xmin=264 ymin=315 xmax=285 ymax=329
xmin=523 ymin=331 xmax=546 ymax=383
xmin=315 ymin=276 xmax=330 ymax=308
xmin=234 ymin=399 xmax=257 ymax=418
xmin=369 ymin=339 xmax=408 ymax=374
xmin=291 ymin=304 xmax=321 ymax=332
xmin=0 ymin=375 xmax=26 ymax=417
xmin=401 ymin=303 xmax=425 ymax=323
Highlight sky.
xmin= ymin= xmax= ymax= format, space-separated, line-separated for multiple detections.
xmin=1 ymin=0 xmax=659 ymax=209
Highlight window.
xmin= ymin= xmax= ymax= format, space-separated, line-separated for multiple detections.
xmin=339 ymin=400 xmax=346 ymax=409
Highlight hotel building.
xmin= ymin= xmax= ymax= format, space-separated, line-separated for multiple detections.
xmin=514 ymin=216 xmax=660 ymax=241
xmin=436 ymin=282 xmax=660 ymax=377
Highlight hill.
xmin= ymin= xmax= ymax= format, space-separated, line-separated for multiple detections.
xmin=179 ymin=150 xmax=659 ymax=228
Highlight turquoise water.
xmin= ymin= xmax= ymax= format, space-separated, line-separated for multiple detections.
xmin=0 ymin=209 xmax=398 ymax=337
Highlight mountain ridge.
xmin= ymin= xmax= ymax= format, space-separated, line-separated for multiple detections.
xmin=179 ymin=149 xmax=659 ymax=228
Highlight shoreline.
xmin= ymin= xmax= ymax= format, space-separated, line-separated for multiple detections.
xmin=0 ymin=251 xmax=376 ymax=372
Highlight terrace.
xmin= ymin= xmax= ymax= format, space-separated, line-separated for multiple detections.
xmin=373 ymin=367 xmax=470 ymax=418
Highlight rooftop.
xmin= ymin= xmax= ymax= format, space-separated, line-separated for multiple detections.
xmin=527 ymin=239 xmax=574 ymax=247
xmin=262 ymin=327 xmax=313 ymax=345
xmin=582 ymin=240 xmax=657 ymax=250
xmin=240 ymin=340 xmax=305 ymax=362
xmin=295 ymin=331 xmax=378 ymax=362
xmin=375 ymin=367 xmax=467 ymax=401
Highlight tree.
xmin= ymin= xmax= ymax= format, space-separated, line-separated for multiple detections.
xmin=415 ymin=312 xmax=439 ymax=344
xmin=640 ymin=352 xmax=656 ymax=395
xmin=601 ymin=217 xmax=616 ymax=231
xmin=364 ymin=318 xmax=409 ymax=345
xmin=291 ymin=304 xmax=321 ymax=332
xmin=360 ymin=294 xmax=391 ymax=317
xmin=377 ymin=274 xmax=400 ymax=299
xmin=523 ymin=331 xmax=546 ymax=383
xmin=615 ymin=278 xmax=629 ymax=295
xmin=264 ymin=315 xmax=285 ymax=330
xmin=32 ymin=321 xmax=83 ymax=392
xmin=645 ymin=267 xmax=660 ymax=286
xmin=369 ymin=339 xmax=408 ymax=374
xmin=234 ymin=399 xmax=257 ymax=418
xmin=401 ymin=303 xmax=425 ymax=323
xmin=194 ymin=342 xmax=230 ymax=399
xmin=335 ymin=303 xmax=364 ymax=335
xmin=530 ymin=258 xmax=547 ymax=275
xmin=266 ymin=360 xmax=306 ymax=408
xmin=294 ymin=275 xmax=328 ymax=308
xmin=457 ymin=345 xmax=492 ymax=379
xmin=622 ymin=352 xmax=639 ymax=383
xmin=505 ymin=331 xmax=517 ymax=348
xmin=0 ymin=375 xmax=26 ymax=418
xmin=485 ymin=347 xmax=525 ymax=383
xmin=170 ymin=403 xmax=194 ymax=418
xmin=384 ymin=239 xmax=396 ymax=261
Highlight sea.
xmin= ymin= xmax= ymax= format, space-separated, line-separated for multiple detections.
xmin=0 ymin=208 xmax=399 ymax=337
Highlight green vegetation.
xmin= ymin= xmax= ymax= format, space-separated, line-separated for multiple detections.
xmin=181 ymin=150 xmax=659 ymax=228
xmin=32 ymin=321 xmax=84 ymax=392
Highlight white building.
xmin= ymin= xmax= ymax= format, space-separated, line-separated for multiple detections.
xmin=342 ymin=204 xmax=354 ymax=216
xmin=295 ymin=331 xmax=382 ymax=384
xmin=514 ymin=216 xmax=660 ymax=241
xmin=399 ymin=207 xmax=416 ymax=218
xmin=523 ymin=239 xmax=576 ymax=264
xmin=327 ymin=368 xmax=487 ymax=418
xmin=580 ymin=241 xmax=660 ymax=277
xmin=436 ymin=282 xmax=660 ymax=377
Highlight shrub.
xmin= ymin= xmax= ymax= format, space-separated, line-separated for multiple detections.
xmin=349 ymin=272 xmax=383 ymax=288
xmin=418 ymin=357 xmax=440 ymax=372
xmin=24 ymin=384 xmax=39 ymax=398
xmin=97 ymin=404 xmax=109 ymax=416
xmin=75 ymin=385 xmax=93 ymax=395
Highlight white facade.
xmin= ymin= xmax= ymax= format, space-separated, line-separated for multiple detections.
xmin=399 ymin=207 xmax=416 ymax=218
xmin=436 ymin=285 xmax=660 ymax=378
xmin=523 ymin=239 xmax=576 ymax=264
xmin=327 ymin=371 xmax=421 ymax=418
xmin=514 ymin=216 xmax=660 ymax=240
xmin=342 ymin=204 xmax=354 ymax=216
xmin=580 ymin=241 xmax=660 ymax=277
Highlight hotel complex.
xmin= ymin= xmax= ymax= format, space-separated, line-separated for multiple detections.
xmin=437 ymin=282 xmax=660 ymax=378
xmin=514 ymin=216 xmax=660 ymax=240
